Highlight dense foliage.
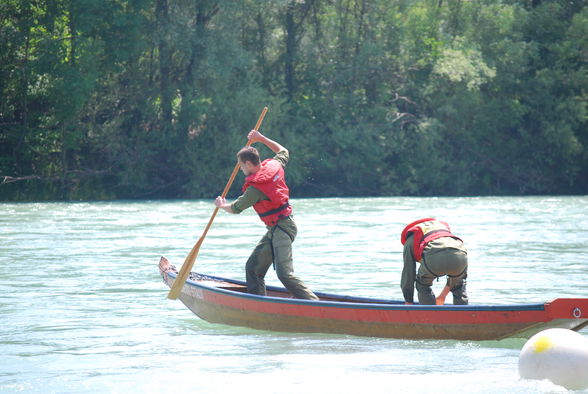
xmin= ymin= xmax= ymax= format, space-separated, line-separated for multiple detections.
xmin=1 ymin=0 xmax=587 ymax=200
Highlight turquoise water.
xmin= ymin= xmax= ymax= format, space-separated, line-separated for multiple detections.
xmin=1 ymin=197 xmax=587 ymax=393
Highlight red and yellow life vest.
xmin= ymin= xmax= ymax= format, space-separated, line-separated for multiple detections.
xmin=243 ymin=159 xmax=293 ymax=226
xmin=400 ymin=218 xmax=462 ymax=261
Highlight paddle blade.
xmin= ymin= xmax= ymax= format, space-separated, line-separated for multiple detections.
xmin=167 ymin=241 xmax=201 ymax=300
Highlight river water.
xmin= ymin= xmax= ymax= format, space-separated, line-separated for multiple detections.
xmin=1 ymin=196 xmax=587 ymax=393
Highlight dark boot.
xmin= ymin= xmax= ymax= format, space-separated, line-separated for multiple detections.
xmin=451 ymin=281 xmax=469 ymax=305
xmin=416 ymin=280 xmax=436 ymax=305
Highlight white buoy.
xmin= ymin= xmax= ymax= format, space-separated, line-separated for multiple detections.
xmin=518 ymin=328 xmax=588 ymax=390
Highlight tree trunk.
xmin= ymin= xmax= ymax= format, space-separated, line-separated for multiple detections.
xmin=156 ymin=0 xmax=173 ymax=130
xmin=284 ymin=3 xmax=296 ymax=102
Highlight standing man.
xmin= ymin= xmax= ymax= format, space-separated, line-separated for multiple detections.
xmin=215 ymin=130 xmax=319 ymax=301
xmin=400 ymin=218 xmax=468 ymax=305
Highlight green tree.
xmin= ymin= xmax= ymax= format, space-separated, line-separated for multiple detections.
xmin=1 ymin=0 xmax=587 ymax=200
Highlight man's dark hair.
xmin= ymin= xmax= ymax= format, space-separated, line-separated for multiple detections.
xmin=237 ymin=146 xmax=260 ymax=166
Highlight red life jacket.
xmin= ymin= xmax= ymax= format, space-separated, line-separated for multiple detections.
xmin=400 ymin=218 xmax=462 ymax=261
xmin=243 ymin=159 xmax=293 ymax=226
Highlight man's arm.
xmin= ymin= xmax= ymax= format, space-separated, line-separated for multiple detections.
xmin=248 ymin=130 xmax=287 ymax=154
xmin=215 ymin=187 xmax=266 ymax=214
xmin=215 ymin=196 xmax=234 ymax=213
xmin=436 ymin=285 xmax=450 ymax=305
xmin=400 ymin=236 xmax=417 ymax=304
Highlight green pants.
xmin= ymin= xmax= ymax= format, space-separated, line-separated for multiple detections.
xmin=245 ymin=217 xmax=318 ymax=300
xmin=417 ymin=246 xmax=468 ymax=305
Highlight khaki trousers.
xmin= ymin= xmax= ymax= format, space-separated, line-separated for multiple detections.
xmin=416 ymin=247 xmax=468 ymax=305
xmin=245 ymin=217 xmax=318 ymax=300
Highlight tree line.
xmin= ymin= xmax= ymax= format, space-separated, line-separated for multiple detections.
xmin=1 ymin=0 xmax=587 ymax=201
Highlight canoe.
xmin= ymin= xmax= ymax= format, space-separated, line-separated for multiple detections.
xmin=158 ymin=256 xmax=588 ymax=340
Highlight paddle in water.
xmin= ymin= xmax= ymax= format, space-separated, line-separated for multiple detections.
xmin=167 ymin=106 xmax=269 ymax=300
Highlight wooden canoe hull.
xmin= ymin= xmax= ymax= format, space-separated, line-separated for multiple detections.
xmin=159 ymin=257 xmax=588 ymax=340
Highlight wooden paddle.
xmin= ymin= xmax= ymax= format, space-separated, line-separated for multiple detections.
xmin=167 ymin=106 xmax=269 ymax=300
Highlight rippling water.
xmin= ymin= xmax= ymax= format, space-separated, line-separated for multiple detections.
xmin=1 ymin=197 xmax=587 ymax=393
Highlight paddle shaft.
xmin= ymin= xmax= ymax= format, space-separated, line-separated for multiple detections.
xmin=167 ymin=107 xmax=268 ymax=300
